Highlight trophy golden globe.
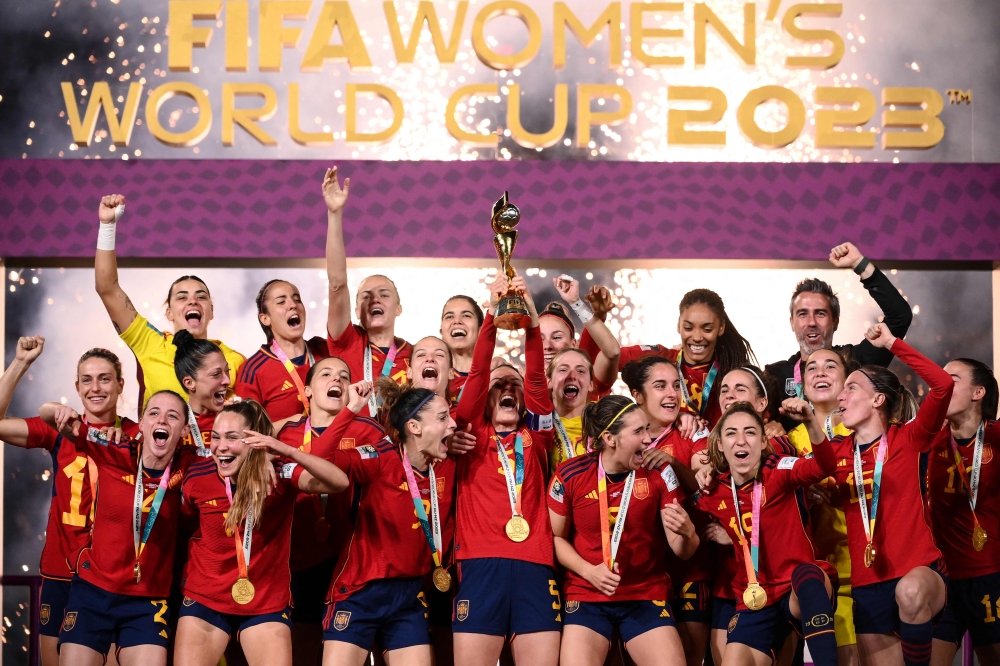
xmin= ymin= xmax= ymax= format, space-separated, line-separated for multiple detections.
xmin=491 ymin=191 xmax=531 ymax=330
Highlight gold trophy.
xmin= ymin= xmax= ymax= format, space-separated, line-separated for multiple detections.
xmin=491 ymin=191 xmax=531 ymax=330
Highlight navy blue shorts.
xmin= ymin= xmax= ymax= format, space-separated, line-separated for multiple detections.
xmin=58 ymin=577 xmax=171 ymax=655
xmin=323 ymin=577 xmax=429 ymax=651
xmin=452 ymin=558 xmax=561 ymax=638
xmin=564 ymin=599 xmax=675 ymax=643
xmin=711 ymin=597 xmax=737 ymax=631
xmin=178 ymin=597 xmax=291 ymax=639
xmin=933 ymin=572 xmax=1000 ymax=648
xmin=726 ymin=593 xmax=798 ymax=658
xmin=426 ymin=578 xmax=452 ymax=629
xmin=291 ymin=559 xmax=337 ymax=623
xmin=40 ymin=578 xmax=71 ymax=638
xmin=671 ymin=580 xmax=712 ymax=625
xmin=853 ymin=562 xmax=948 ymax=636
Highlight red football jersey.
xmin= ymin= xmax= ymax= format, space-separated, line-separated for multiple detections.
xmin=181 ymin=458 xmax=303 ymax=614
xmin=926 ymin=421 xmax=999 ymax=579
xmin=235 ymin=337 xmax=329 ymax=421
xmin=454 ymin=314 xmax=556 ymax=567
xmin=181 ymin=410 xmax=217 ymax=451
xmin=278 ymin=412 xmax=387 ymax=572
xmin=25 ymin=417 xmax=140 ymax=580
xmin=655 ymin=429 xmax=714 ymax=588
xmin=448 ymin=369 xmax=469 ymax=408
xmin=72 ymin=428 xmax=198 ymax=597
xmin=694 ymin=442 xmax=836 ymax=610
xmin=324 ymin=429 xmax=457 ymax=603
xmin=829 ymin=339 xmax=952 ymax=588
xmin=326 ymin=323 xmax=411 ymax=417
xmin=548 ymin=452 xmax=684 ymax=602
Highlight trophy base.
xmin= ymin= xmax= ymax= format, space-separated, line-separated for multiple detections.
xmin=495 ymin=293 xmax=532 ymax=331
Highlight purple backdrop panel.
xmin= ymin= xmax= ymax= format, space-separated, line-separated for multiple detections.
xmin=1 ymin=160 xmax=998 ymax=261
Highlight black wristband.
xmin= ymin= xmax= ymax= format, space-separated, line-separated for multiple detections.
xmin=852 ymin=257 xmax=871 ymax=276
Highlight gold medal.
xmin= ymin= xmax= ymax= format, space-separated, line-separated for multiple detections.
xmin=973 ymin=524 xmax=987 ymax=552
xmin=505 ymin=516 xmax=530 ymax=542
xmin=231 ymin=577 xmax=256 ymax=605
xmin=433 ymin=567 xmax=452 ymax=593
xmin=742 ymin=583 xmax=767 ymax=611
xmin=314 ymin=518 xmax=331 ymax=543
xmin=134 ymin=562 xmax=141 ymax=585
xmin=864 ymin=542 xmax=875 ymax=568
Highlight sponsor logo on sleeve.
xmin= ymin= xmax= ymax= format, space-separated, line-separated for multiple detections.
xmin=280 ymin=463 xmax=298 ymax=479
xmin=357 ymin=445 xmax=379 ymax=459
xmin=777 ymin=457 xmax=798 ymax=470
xmin=661 ymin=466 xmax=679 ymax=492
xmin=549 ymin=479 xmax=565 ymax=503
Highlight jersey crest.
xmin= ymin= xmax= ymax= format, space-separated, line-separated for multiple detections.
xmin=456 ymin=600 xmax=470 ymax=621
xmin=40 ymin=604 xmax=51 ymax=626
xmin=565 ymin=600 xmax=580 ymax=613
xmin=633 ymin=478 xmax=649 ymax=500
xmin=333 ymin=610 xmax=351 ymax=631
xmin=62 ymin=612 xmax=78 ymax=632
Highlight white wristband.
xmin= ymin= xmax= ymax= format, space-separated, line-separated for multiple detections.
xmin=97 ymin=221 xmax=117 ymax=251
xmin=568 ymin=299 xmax=594 ymax=324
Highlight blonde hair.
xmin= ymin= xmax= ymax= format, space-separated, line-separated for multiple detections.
xmin=221 ymin=400 xmax=274 ymax=536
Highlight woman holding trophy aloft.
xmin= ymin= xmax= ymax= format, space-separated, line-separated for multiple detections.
xmin=450 ymin=193 xmax=561 ymax=666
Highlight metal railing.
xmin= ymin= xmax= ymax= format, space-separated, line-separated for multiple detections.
xmin=0 ymin=574 xmax=42 ymax=666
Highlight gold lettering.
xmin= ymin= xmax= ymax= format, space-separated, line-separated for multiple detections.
xmin=881 ymin=87 xmax=945 ymax=149
xmin=508 ymin=84 xmax=569 ymax=148
xmin=167 ymin=1 xmax=222 ymax=71
xmin=225 ymin=1 xmax=249 ymax=71
xmin=576 ymin=84 xmax=632 ymax=147
xmin=145 ymin=81 xmax=213 ymax=146
xmin=783 ymin=4 xmax=843 ymax=69
xmin=815 ymin=86 xmax=875 ymax=148
xmin=384 ymin=1 xmax=468 ymax=65
xmin=346 ymin=83 xmax=404 ymax=142
xmin=260 ymin=1 xmax=312 ymax=71
xmin=222 ymin=83 xmax=278 ymax=145
xmin=289 ymin=82 xmax=334 ymax=145
xmin=302 ymin=1 xmax=373 ymax=71
xmin=736 ymin=85 xmax=804 ymax=147
xmin=667 ymin=86 xmax=727 ymax=145
xmin=694 ymin=2 xmax=755 ymax=65
xmin=553 ymin=2 xmax=621 ymax=69
xmin=61 ymin=81 xmax=143 ymax=146
xmin=446 ymin=84 xmax=498 ymax=144
xmin=471 ymin=1 xmax=542 ymax=70
xmin=947 ymin=89 xmax=972 ymax=104
xmin=630 ymin=3 xmax=684 ymax=67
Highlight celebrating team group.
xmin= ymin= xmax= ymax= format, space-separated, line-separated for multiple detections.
xmin=1 ymin=166 xmax=996 ymax=666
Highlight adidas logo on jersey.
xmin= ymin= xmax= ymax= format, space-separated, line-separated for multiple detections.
xmin=717 ymin=500 xmax=727 ymax=510
xmin=837 ymin=459 xmax=847 ymax=467
xmin=682 ymin=602 xmax=694 ymax=611
xmin=938 ymin=450 xmax=951 ymax=459
xmin=122 ymin=475 xmax=135 ymax=484
xmin=585 ymin=490 xmax=599 ymax=500
xmin=281 ymin=380 xmax=294 ymax=391
xmin=206 ymin=499 xmax=217 ymax=506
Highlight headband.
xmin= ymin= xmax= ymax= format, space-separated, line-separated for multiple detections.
xmin=403 ymin=391 xmax=437 ymax=425
xmin=594 ymin=403 xmax=636 ymax=444
xmin=740 ymin=366 xmax=768 ymax=405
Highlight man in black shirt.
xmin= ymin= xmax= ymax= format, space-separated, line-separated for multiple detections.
xmin=766 ymin=242 xmax=913 ymax=430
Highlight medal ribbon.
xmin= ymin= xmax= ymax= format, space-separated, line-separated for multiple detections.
xmin=364 ymin=339 xmax=399 ymax=413
xmin=300 ymin=419 xmax=329 ymax=522
xmin=496 ymin=432 xmax=525 ymax=519
xmin=948 ymin=423 xmax=986 ymax=526
xmin=824 ymin=413 xmax=835 ymax=441
xmin=187 ymin=410 xmax=211 ymax=457
xmin=401 ymin=451 xmax=444 ymax=568
xmin=225 ymin=478 xmax=254 ymax=582
xmin=676 ymin=353 xmax=720 ymax=416
xmin=793 ymin=360 xmax=805 ymax=399
xmin=270 ymin=340 xmax=313 ymax=412
xmin=597 ymin=454 xmax=635 ymax=570
xmin=730 ymin=477 xmax=763 ymax=589
xmin=853 ymin=434 xmax=888 ymax=552
xmin=554 ymin=415 xmax=576 ymax=462
xmin=83 ymin=415 xmax=122 ymax=521
xmin=649 ymin=426 xmax=672 ymax=451
xmin=132 ymin=446 xmax=172 ymax=576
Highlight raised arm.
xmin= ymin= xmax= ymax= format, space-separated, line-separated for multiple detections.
xmin=866 ymin=324 xmax=952 ymax=451
xmin=456 ymin=277 xmax=505 ymax=426
xmin=94 ymin=194 xmax=139 ymax=335
xmin=519 ymin=280 xmax=553 ymax=417
xmin=829 ymin=242 xmax=912 ymax=365
xmin=555 ymin=277 xmax=621 ymax=387
xmin=0 ymin=336 xmax=45 ymax=447
xmin=323 ymin=167 xmax=353 ymax=340
xmin=309 ymin=381 xmax=376 ymax=460
xmin=245 ymin=432 xmax=350 ymax=494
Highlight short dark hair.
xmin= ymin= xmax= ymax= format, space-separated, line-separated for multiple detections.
xmin=442 ymin=295 xmax=485 ymax=327
xmin=621 ymin=356 xmax=676 ymax=395
xmin=172 ymin=330 xmax=224 ymax=390
xmin=790 ymin=278 xmax=840 ymax=321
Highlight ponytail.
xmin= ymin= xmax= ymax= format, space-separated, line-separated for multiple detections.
xmin=582 ymin=395 xmax=639 ymax=451
xmin=220 ymin=400 xmax=273 ymax=536
xmin=172 ymin=329 xmax=222 ymax=390
xmin=954 ymin=358 xmax=998 ymax=422
xmin=858 ymin=365 xmax=917 ymax=424
xmin=378 ymin=377 xmax=435 ymax=443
